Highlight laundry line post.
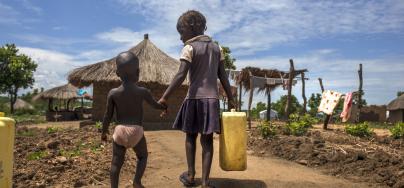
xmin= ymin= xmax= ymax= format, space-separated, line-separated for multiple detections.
xmin=266 ymin=87 xmax=271 ymax=122
xmin=301 ymin=72 xmax=307 ymax=114
xmin=247 ymin=71 xmax=254 ymax=129
xmin=238 ymin=83 xmax=242 ymax=111
xmin=318 ymin=78 xmax=331 ymax=129
xmin=285 ymin=59 xmax=295 ymax=120
xmin=356 ymin=63 xmax=363 ymax=123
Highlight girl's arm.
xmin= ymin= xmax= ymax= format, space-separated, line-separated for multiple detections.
xmin=160 ymin=60 xmax=190 ymax=101
xmin=144 ymin=89 xmax=167 ymax=109
xmin=218 ymin=60 xmax=235 ymax=109
xmin=102 ymin=91 xmax=115 ymax=135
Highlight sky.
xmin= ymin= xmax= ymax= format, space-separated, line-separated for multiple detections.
xmin=1 ymin=0 xmax=403 ymax=108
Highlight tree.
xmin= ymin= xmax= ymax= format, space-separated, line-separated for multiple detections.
xmin=0 ymin=44 xmax=37 ymax=114
xmin=308 ymin=93 xmax=321 ymax=116
xmin=214 ymin=41 xmax=236 ymax=70
xmin=398 ymin=91 xmax=404 ymax=97
xmin=251 ymin=102 xmax=266 ymax=119
xmin=271 ymin=95 xmax=302 ymax=118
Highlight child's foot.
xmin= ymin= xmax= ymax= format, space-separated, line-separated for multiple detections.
xmin=132 ymin=182 xmax=145 ymax=188
xmin=179 ymin=171 xmax=195 ymax=187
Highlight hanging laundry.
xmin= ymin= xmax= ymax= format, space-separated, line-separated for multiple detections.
xmin=318 ymin=90 xmax=342 ymax=115
xmin=282 ymin=79 xmax=297 ymax=90
xmin=340 ymin=92 xmax=354 ymax=122
xmin=251 ymin=76 xmax=267 ymax=89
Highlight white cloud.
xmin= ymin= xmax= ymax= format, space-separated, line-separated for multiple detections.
xmin=115 ymin=0 xmax=404 ymax=55
xmin=18 ymin=47 xmax=93 ymax=90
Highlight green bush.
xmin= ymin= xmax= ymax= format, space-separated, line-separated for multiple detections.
xmin=283 ymin=113 xmax=316 ymax=136
xmin=390 ymin=122 xmax=404 ymax=139
xmin=345 ymin=122 xmax=373 ymax=137
xmin=257 ymin=121 xmax=277 ymax=138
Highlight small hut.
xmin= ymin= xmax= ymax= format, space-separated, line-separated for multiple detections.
xmin=13 ymin=99 xmax=34 ymax=110
xmin=33 ymin=84 xmax=92 ymax=121
xmin=68 ymin=34 xmax=187 ymax=124
xmin=387 ymin=94 xmax=404 ymax=123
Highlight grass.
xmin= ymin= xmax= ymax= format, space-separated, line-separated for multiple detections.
xmin=60 ymin=148 xmax=81 ymax=158
xmin=11 ymin=114 xmax=46 ymax=124
xmin=46 ymin=127 xmax=59 ymax=134
xmin=17 ymin=129 xmax=36 ymax=137
xmin=27 ymin=151 xmax=48 ymax=160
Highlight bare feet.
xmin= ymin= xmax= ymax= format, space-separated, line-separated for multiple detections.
xmin=132 ymin=182 xmax=145 ymax=188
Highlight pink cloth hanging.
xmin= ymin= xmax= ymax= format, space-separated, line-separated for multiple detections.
xmin=340 ymin=92 xmax=353 ymax=122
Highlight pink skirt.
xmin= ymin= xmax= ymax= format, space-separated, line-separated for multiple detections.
xmin=113 ymin=125 xmax=144 ymax=148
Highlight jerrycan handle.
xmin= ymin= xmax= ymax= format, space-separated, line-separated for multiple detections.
xmin=230 ymin=109 xmax=236 ymax=112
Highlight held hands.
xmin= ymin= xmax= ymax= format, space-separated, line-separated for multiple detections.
xmin=228 ymin=99 xmax=236 ymax=111
xmin=101 ymin=132 xmax=108 ymax=142
xmin=158 ymin=98 xmax=168 ymax=117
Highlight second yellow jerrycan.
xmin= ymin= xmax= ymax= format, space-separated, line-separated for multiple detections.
xmin=0 ymin=112 xmax=16 ymax=188
xmin=219 ymin=109 xmax=247 ymax=171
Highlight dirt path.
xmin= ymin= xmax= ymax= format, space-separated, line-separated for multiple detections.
xmin=96 ymin=130 xmax=370 ymax=188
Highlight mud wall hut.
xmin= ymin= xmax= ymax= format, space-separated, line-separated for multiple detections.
xmin=387 ymin=94 xmax=404 ymax=123
xmin=68 ymin=34 xmax=187 ymax=124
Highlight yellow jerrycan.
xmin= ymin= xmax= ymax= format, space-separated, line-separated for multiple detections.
xmin=0 ymin=112 xmax=16 ymax=188
xmin=219 ymin=109 xmax=247 ymax=171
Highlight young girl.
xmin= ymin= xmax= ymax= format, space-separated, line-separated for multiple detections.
xmin=101 ymin=51 xmax=167 ymax=188
xmin=159 ymin=10 xmax=235 ymax=188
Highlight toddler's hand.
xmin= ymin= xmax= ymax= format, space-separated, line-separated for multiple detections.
xmin=101 ymin=132 xmax=108 ymax=142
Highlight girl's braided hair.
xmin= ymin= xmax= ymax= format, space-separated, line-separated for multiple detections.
xmin=177 ymin=10 xmax=206 ymax=35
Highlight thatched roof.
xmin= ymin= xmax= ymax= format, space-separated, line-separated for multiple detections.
xmin=33 ymin=84 xmax=84 ymax=101
xmin=236 ymin=66 xmax=307 ymax=93
xmin=387 ymin=94 xmax=404 ymax=111
xmin=13 ymin=99 xmax=34 ymax=110
xmin=68 ymin=34 xmax=181 ymax=87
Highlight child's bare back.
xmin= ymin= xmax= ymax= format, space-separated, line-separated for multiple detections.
xmin=101 ymin=51 xmax=166 ymax=188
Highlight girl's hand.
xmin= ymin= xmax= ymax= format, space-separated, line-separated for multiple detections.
xmin=228 ymin=99 xmax=236 ymax=111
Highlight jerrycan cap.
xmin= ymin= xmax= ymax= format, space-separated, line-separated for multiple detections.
xmin=230 ymin=109 xmax=236 ymax=112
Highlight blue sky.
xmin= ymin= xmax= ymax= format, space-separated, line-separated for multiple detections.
xmin=1 ymin=0 xmax=403 ymax=108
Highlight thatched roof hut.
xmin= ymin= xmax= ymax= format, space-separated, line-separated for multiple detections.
xmin=387 ymin=94 xmax=404 ymax=123
xmin=68 ymin=34 xmax=181 ymax=87
xmin=33 ymin=84 xmax=83 ymax=101
xmin=13 ymin=99 xmax=34 ymax=110
xmin=68 ymin=34 xmax=188 ymax=124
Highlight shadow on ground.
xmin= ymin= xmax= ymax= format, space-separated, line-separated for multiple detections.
xmin=194 ymin=178 xmax=267 ymax=188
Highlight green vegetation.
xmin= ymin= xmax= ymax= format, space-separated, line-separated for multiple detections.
xmin=95 ymin=121 xmax=102 ymax=129
xmin=17 ymin=129 xmax=36 ymax=137
xmin=251 ymin=102 xmax=267 ymax=120
xmin=308 ymin=93 xmax=322 ymax=117
xmin=27 ymin=151 xmax=48 ymax=160
xmin=0 ymin=44 xmax=38 ymax=114
xmin=345 ymin=122 xmax=373 ymax=137
xmin=257 ymin=121 xmax=277 ymax=138
xmin=283 ymin=113 xmax=316 ymax=136
xmin=390 ymin=122 xmax=404 ymax=139
xmin=11 ymin=114 xmax=46 ymax=124
xmin=60 ymin=149 xmax=81 ymax=158
xmin=47 ymin=127 xmax=59 ymax=134
xmin=271 ymin=95 xmax=302 ymax=119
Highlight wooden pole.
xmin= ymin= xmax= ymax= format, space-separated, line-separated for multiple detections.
xmin=266 ymin=87 xmax=271 ymax=122
xmin=356 ymin=64 xmax=363 ymax=123
xmin=285 ymin=59 xmax=295 ymax=119
xmin=238 ymin=84 xmax=242 ymax=111
xmin=318 ymin=77 xmax=331 ymax=129
xmin=301 ymin=72 xmax=307 ymax=114
xmin=318 ymin=78 xmax=325 ymax=93
xmin=247 ymin=71 xmax=254 ymax=129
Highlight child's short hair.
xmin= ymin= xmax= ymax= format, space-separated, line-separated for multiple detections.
xmin=116 ymin=51 xmax=139 ymax=80
xmin=177 ymin=10 xmax=206 ymax=35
